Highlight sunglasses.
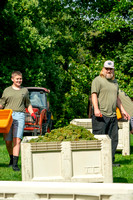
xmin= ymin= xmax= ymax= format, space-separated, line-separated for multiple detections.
xmin=105 ymin=68 xmax=114 ymax=71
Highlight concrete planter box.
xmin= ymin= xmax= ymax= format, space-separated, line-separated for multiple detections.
xmin=0 ymin=181 xmax=133 ymax=200
xmin=70 ymin=118 xmax=130 ymax=156
xmin=21 ymin=135 xmax=112 ymax=183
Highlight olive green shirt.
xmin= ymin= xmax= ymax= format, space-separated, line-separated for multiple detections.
xmin=119 ymin=89 xmax=133 ymax=117
xmin=91 ymin=76 xmax=119 ymax=117
xmin=0 ymin=86 xmax=31 ymax=112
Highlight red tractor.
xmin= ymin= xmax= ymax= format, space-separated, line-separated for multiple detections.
xmin=24 ymin=87 xmax=53 ymax=136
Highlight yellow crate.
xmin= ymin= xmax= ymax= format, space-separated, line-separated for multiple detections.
xmin=0 ymin=109 xmax=13 ymax=133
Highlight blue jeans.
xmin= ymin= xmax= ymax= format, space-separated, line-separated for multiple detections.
xmin=5 ymin=112 xmax=25 ymax=141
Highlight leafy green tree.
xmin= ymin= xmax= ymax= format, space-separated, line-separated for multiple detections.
xmin=0 ymin=0 xmax=132 ymax=128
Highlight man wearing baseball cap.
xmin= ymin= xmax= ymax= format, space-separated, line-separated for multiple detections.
xmin=91 ymin=60 xmax=130 ymax=167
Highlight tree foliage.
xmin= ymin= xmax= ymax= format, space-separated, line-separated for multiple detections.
xmin=0 ymin=0 xmax=132 ymax=127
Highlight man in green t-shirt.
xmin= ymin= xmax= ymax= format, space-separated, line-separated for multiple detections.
xmin=0 ymin=71 xmax=37 ymax=171
xmin=91 ymin=60 xmax=130 ymax=166
xmin=119 ymin=89 xmax=133 ymax=134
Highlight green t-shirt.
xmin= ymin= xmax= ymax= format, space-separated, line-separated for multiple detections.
xmin=0 ymin=86 xmax=31 ymax=112
xmin=91 ymin=76 xmax=119 ymax=117
xmin=119 ymin=89 xmax=133 ymax=117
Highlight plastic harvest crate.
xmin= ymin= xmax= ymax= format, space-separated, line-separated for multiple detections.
xmin=0 ymin=109 xmax=13 ymax=133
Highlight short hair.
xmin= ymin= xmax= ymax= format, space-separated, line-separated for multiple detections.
xmin=11 ymin=71 xmax=22 ymax=78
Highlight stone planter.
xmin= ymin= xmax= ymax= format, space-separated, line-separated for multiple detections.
xmin=70 ymin=118 xmax=130 ymax=156
xmin=0 ymin=181 xmax=133 ymax=200
xmin=21 ymin=135 xmax=112 ymax=183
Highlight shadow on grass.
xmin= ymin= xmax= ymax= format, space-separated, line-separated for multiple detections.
xmin=0 ymin=163 xmax=9 ymax=167
xmin=130 ymin=145 xmax=133 ymax=154
xmin=113 ymin=177 xmax=128 ymax=183
xmin=0 ymin=163 xmax=21 ymax=168
xmin=117 ymin=159 xmax=132 ymax=165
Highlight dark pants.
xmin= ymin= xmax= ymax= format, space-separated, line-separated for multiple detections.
xmin=92 ymin=114 xmax=118 ymax=162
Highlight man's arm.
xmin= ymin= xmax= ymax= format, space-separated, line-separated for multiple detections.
xmin=91 ymin=93 xmax=102 ymax=117
xmin=117 ymin=96 xmax=130 ymax=120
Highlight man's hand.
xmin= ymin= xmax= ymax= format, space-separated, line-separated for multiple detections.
xmin=31 ymin=113 xmax=37 ymax=123
xmin=94 ymin=108 xmax=103 ymax=117
xmin=121 ymin=111 xmax=130 ymax=120
xmin=0 ymin=105 xmax=3 ymax=109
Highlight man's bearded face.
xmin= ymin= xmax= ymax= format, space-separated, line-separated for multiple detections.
xmin=103 ymin=67 xmax=114 ymax=80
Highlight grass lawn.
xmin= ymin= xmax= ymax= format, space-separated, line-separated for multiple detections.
xmin=113 ymin=134 xmax=133 ymax=183
xmin=0 ymin=133 xmax=133 ymax=182
xmin=0 ymin=134 xmax=21 ymax=181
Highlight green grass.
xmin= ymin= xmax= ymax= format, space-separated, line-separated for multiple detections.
xmin=113 ymin=134 xmax=133 ymax=183
xmin=0 ymin=134 xmax=133 ymax=182
xmin=0 ymin=134 xmax=21 ymax=181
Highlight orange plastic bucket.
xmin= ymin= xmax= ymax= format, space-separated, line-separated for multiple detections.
xmin=0 ymin=109 xmax=13 ymax=133
xmin=116 ymin=107 xmax=122 ymax=120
